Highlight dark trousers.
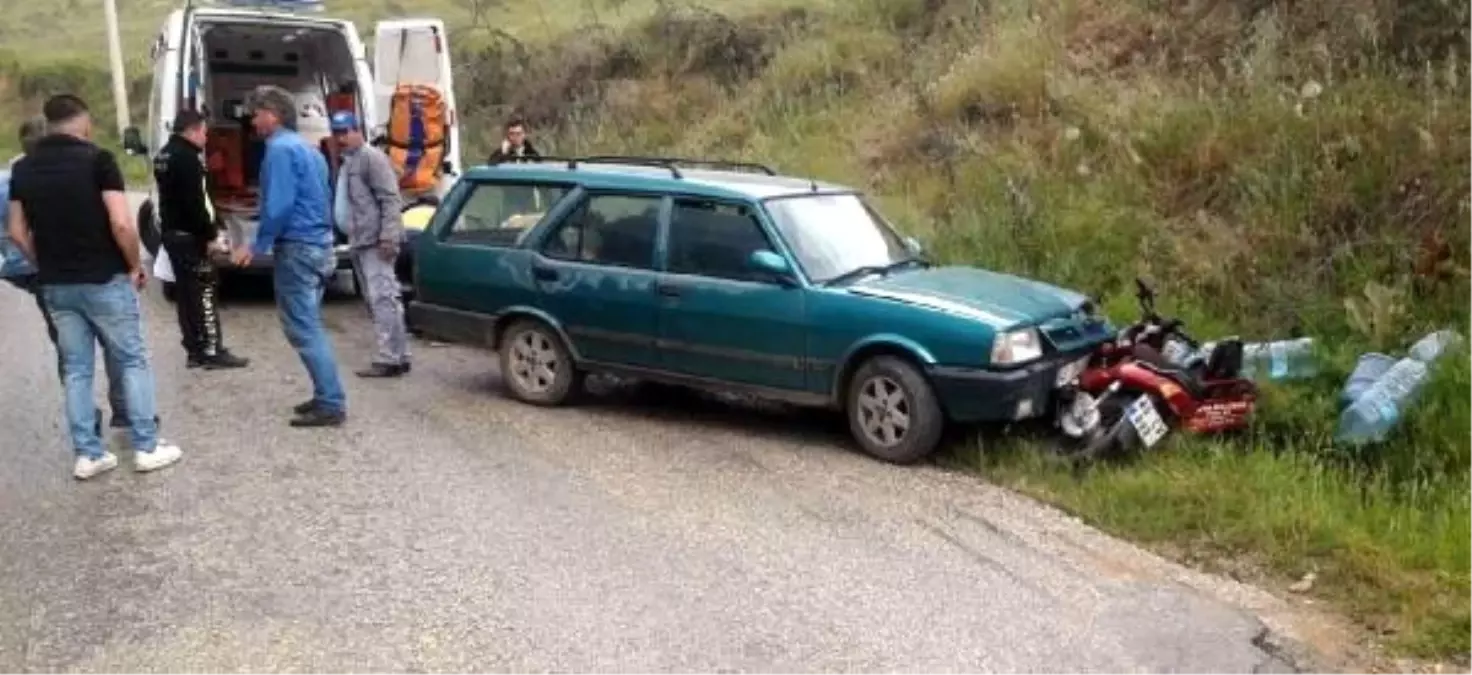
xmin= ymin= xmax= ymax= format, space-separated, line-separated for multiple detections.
xmin=161 ymin=231 xmax=225 ymax=358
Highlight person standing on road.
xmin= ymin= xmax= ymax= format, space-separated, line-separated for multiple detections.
xmin=329 ymin=111 xmax=411 ymax=378
xmin=2 ymin=115 xmax=135 ymax=435
xmin=485 ymin=117 xmax=540 ymax=164
xmin=230 ymin=84 xmax=347 ymax=428
xmin=154 ymin=109 xmax=249 ymax=370
xmin=6 ymin=94 xmax=183 ymax=479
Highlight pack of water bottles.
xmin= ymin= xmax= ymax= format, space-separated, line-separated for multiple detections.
xmin=1334 ymin=329 xmax=1464 ymax=446
xmin=1161 ymin=335 xmax=1320 ymax=382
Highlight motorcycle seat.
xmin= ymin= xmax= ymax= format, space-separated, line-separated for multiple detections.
xmin=1202 ymin=337 xmax=1245 ymax=380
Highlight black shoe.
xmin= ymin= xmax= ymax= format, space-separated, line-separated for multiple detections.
xmin=355 ymin=363 xmax=407 ymax=378
xmin=290 ymin=408 xmax=345 ymax=428
xmin=201 ymin=351 xmax=250 ymax=370
xmin=291 ymin=399 xmax=319 ymax=415
xmin=109 ymin=414 xmax=161 ymax=429
xmin=187 ymin=354 xmax=205 ymax=368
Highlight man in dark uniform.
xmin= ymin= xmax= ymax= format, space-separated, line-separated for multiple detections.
xmin=154 ymin=110 xmax=248 ymax=369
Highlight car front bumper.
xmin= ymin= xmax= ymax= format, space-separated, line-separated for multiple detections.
xmin=927 ymin=350 xmax=1096 ymax=424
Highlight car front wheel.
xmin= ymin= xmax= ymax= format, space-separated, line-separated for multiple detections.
xmin=498 ymin=319 xmax=583 ymax=406
xmin=845 ymin=355 xmax=945 ymax=464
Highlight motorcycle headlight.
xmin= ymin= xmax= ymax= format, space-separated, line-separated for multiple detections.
xmin=991 ymin=327 xmax=1044 ymax=366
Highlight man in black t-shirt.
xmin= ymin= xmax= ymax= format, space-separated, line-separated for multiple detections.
xmin=3 ymin=116 xmax=133 ymax=434
xmin=7 ymin=94 xmax=184 ymax=480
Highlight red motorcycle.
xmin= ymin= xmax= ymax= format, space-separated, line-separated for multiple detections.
xmin=1054 ymin=279 xmax=1258 ymax=462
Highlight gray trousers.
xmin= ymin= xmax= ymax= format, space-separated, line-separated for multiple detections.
xmin=351 ymin=248 xmax=410 ymax=366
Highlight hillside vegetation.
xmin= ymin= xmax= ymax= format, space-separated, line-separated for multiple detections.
xmin=0 ymin=0 xmax=1467 ymax=664
xmin=419 ymin=0 xmax=1472 ymax=662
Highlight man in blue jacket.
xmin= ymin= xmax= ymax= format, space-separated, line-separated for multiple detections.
xmin=230 ymin=85 xmax=346 ymax=427
xmin=1 ymin=115 xmax=133 ymax=434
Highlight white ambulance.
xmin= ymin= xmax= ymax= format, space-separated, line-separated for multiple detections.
xmin=123 ymin=0 xmax=460 ymax=296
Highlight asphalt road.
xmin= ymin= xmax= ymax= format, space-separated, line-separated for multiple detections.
xmin=0 ymin=212 xmax=1334 ymax=672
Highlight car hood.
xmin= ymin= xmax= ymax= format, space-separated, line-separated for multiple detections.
xmin=847 ymin=265 xmax=1089 ymax=328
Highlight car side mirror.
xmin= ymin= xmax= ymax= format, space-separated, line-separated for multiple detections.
xmin=903 ymin=236 xmax=924 ymax=256
xmin=749 ymin=249 xmax=796 ymax=286
xmin=121 ymin=127 xmax=146 ymax=156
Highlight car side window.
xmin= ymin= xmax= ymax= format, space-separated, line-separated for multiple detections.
xmin=540 ymin=194 xmax=661 ymax=270
xmin=667 ymin=199 xmax=776 ymax=282
xmin=443 ymin=181 xmax=572 ymax=247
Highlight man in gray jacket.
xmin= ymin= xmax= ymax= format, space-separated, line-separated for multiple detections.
xmin=329 ymin=111 xmax=410 ymax=378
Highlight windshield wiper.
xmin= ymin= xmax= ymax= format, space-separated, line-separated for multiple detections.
xmin=892 ymin=255 xmax=930 ymax=270
xmin=824 ymin=265 xmax=889 ymax=287
xmin=823 ymin=257 xmax=928 ymax=287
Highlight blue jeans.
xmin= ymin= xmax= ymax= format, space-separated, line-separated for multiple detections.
xmin=274 ymin=241 xmax=346 ymax=414
xmin=42 ymin=275 xmax=159 ymax=458
xmin=9 ymin=274 xmax=127 ymax=418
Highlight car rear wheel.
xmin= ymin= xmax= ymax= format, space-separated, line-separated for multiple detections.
xmin=845 ymin=356 xmax=945 ymax=464
xmin=498 ymin=319 xmax=582 ymax=406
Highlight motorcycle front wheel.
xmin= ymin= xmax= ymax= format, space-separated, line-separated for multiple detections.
xmin=1075 ymin=391 xmax=1174 ymax=463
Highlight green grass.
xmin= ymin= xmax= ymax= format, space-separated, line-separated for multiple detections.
xmin=2 ymin=0 xmax=1467 ymax=663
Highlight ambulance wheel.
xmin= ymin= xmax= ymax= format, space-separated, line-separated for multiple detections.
xmin=138 ymin=200 xmax=160 ymax=257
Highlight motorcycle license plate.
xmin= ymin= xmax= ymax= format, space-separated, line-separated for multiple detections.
xmin=1126 ymin=395 xmax=1169 ymax=448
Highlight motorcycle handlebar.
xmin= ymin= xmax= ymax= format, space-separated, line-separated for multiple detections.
xmin=1118 ymin=316 xmax=1198 ymax=349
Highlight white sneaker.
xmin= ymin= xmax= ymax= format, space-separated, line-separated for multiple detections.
xmin=74 ymin=452 xmax=119 ymax=480
xmin=135 ymin=441 xmax=183 ymax=473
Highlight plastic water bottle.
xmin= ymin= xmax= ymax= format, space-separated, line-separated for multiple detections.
xmin=1161 ymin=336 xmax=1196 ymax=366
xmin=1241 ymin=337 xmax=1317 ymax=381
xmin=1339 ymin=352 xmax=1396 ymax=409
xmin=1407 ymin=329 xmax=1462 ymax=363
xmin=1334 ymin=357 xmax=1430 ymax=445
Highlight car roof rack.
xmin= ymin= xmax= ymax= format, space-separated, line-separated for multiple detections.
xmin=486 ymin=155 xmax=778 ymax=181
xmin=581 ymin=155 xmax=778 ymax=177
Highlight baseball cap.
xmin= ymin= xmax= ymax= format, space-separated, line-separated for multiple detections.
xmin=329 ymin=111 xmax=359 ymax=132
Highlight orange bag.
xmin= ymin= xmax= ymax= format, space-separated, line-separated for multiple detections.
xmin=384 ymin=83 xmax=448 ymax=195
xmin=205 ymin=127 xmax=245 ymax=191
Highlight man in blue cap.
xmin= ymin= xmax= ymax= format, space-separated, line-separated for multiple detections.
xmin=329 ymin=110 xmax=410 ymax=378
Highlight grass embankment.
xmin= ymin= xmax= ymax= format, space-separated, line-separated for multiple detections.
xmin=453 ymin=0 xmax=1469 ymax=660
xmin=0 ymin=54 xmax=152 ymax=183
xmin=1 ymin=0 xmax=1466 ymax=662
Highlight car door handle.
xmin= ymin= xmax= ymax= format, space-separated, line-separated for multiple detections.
xmin=655 ymin=282 xmax=681 ymax=297
xmin=532 ymin=265 xmax=558 ymax=282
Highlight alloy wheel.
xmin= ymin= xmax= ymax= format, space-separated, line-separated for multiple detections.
xmin=509 ymin=329 xmax=560 ymax=395
xmin=857 ymin=375 xmax=910 ymax=447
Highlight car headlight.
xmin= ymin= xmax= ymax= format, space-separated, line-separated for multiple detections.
xmin=991 ymin=327 xmax=1044 ymax=366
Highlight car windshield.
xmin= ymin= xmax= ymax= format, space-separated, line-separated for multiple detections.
xmin=763 ymin=193 xmax=913 ymax=284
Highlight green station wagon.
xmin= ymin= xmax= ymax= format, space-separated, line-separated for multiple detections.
xmin=407 ymin=156 xmax=1115 ymax=463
